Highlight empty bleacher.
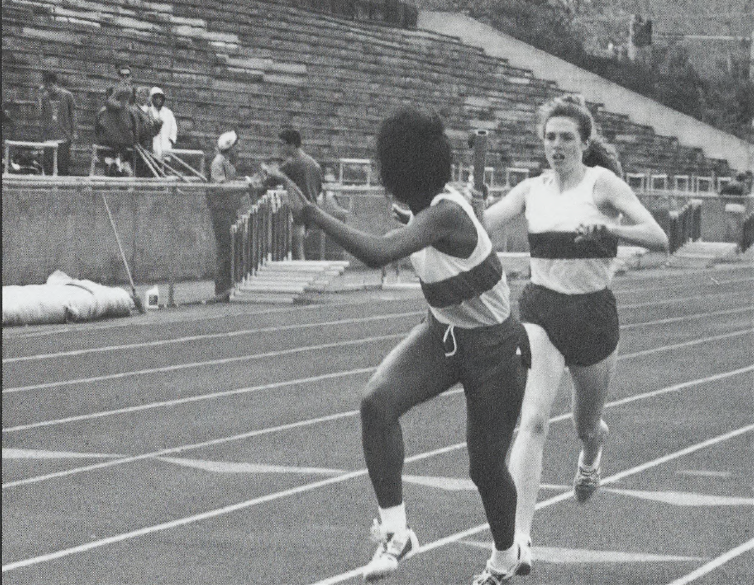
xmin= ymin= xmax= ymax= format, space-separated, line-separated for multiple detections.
xmin=1 ymin=0 xmax=734 ymax=180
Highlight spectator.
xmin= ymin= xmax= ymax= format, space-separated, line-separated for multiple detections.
xmin=106 ymin=63 xmax=134 ymax=110
xmin=278 ymin=127 xmax=323 ymax=259
xmin=94 ymin=85 xmax=138 ymax=176
xmin=132 ymin=86 xmax=163 ymax=177
xmin=206 ymin=130 xmax=243 ymax=302
xmin=148 ymin=87 xmax=177 ymax=159
xmin=719 ymin=172 xmax=748 ymax=197
xmin=39 ymin=71 xmax=77 ymax=175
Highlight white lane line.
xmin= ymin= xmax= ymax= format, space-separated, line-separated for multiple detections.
xmin=662 ymin=538 xmax=754 ymax=585
xmin=4 ymin=422 xmax=751 ymax=575
xmin=2 ymin=268 xmax=748 ymax=342
xmin=1 ymin=312 xmax=424 ymax=364
xmin=0 ymin=297 xmax=390 ymax=340
xmin=4 ymin=329 xmax=751 ymax=427
xmin=309 ymin=424 xmax=754 ymax=585
xmin=619 ymin=330 xmax=751 ymax=360
xmin=2 ymin=333 xmax=406 ymax=395
xmin=676 ymin=469 xmax=733 ymax=479
xmin=3 ymin=362 xmax=750 ymax=504
xmin=620 ymin=290 xmax=751 ymax=310
xmin=459 ymin=541 xmax=705 ymax=563
xmin=615 ymin=276 xmax=754 ymax=296
xmin=5 ymin=304 xmax=750 ymax=364
xmin=2 ymin=330 xmax=754 ymax=433
xmin=4 ymin=284 xmax=750 ymax=362
xmin=4 ymin=313 xmax=750 ymax=400
xmin=621 ymin=306 xmax=752 ymax=329
xmin=2 ymin=368 xmax=375 ymax=433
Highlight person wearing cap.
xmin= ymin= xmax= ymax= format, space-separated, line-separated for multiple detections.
xmin=148 ymin=87 xmax=177 ymax=159
xmin=206 ymin=130 xmax=244 ymax=302
xmin=94 ymin=84 xmax=138 ymax=175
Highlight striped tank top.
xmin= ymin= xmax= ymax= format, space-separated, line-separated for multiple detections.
xmin=410 ymin=189 xmax=511 ymax=328
xmin=525 ymin=166 xmax=619 ymax=294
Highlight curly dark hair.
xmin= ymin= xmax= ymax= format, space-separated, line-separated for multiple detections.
xmin=376 ymin=108 xmax=451 ymax=210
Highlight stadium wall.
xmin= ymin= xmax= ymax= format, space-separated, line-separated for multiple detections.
xmin=2 ymin=178 xmax=748 ymax=286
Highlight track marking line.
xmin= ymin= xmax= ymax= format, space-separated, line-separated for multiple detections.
xmin=309 ymin=424 xmax=754 ymax=585
xmin=676 ymin=469 xmax=733 ymax=479
xmin=4 ymin=284 xmax=750 ymax=361
xmin=458 ymin=541 xmax=706 ymax=564
xmin=156 ymin=457 xmax=347 ymax=476
xmin=4 ymin=322 xmax=749 ymax=400
xmin=663 ymin=537 xmax=754 ymax=585
xmin=2 ymin=312 xmax=424 ymax=364
xmin=4 ymin=364 xmax=751 ymax=489
xmin=3 ymin=411 xmax=752 ymax=574
xmin=2 ymin=266 xmax=748 ymax=342
xmin=5 ymin=330 xmax=750 ymax=431
xmin=2 ymin=333 xmax=406 ymax=395
xmin=2 ymin=448 xmax=124 ymax=460
xmin=602 ymin=488 xmax=754 ymax=506
xmin=2 ymin=368 xmax=376 ymax=433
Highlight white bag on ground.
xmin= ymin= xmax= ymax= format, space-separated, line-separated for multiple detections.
xmin=2 ymin=270 xmax=135 ymax=326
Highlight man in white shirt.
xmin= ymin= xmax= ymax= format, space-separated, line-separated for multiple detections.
xmin=148 ymin=87 xmax=177 ymax=158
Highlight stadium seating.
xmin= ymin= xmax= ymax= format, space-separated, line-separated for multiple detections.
xmin=1 ymin=0 xmax=733 ymax=180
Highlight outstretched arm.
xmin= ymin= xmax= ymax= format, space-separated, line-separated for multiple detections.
xmin=268 ymin=168 xmax=458 ymax=268
xmin=482 ymin=180 xmax=528 ymax=233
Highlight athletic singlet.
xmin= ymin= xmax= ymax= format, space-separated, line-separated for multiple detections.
xmin=525 ymin=166 xmax=618 ymax=294
xmin=410 ymin=189 xmax=511 ymax=328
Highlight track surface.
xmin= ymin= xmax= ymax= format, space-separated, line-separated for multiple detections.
xmin=3 ymin=264 xmax=753 ymax=585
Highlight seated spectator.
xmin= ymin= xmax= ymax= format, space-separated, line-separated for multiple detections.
xmin=148 ymin=87 xmax=177 ymax=159
xmin=719 ymin=173 xmax=748 ymax=197
xmin=95 ymin=86 xmax=138 ymax=176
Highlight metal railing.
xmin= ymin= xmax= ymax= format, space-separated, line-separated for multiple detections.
xmin=667 ymin=200 xmax=702 ymax=254
xmin=230 ymin=189 xmax=291 ymax=289
xmin=741 ymin=212 xmax=754 ymax=253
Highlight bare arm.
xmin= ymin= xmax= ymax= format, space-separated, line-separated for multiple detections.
xmin=592 ymin=172 xmax=669 ymax=251
xmin=272 ymin=170 xmax=458 ymax=268
xmin=482 ymin=180 xmax=528 ymax=233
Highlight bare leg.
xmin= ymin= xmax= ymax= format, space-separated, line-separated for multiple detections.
xmin=569 ymin=348 xmax=617 ymax=465
xmin=360 ymin=320 xmax=456 ymax=508
xmin=507 ymin=323 xmax=565 ymax=540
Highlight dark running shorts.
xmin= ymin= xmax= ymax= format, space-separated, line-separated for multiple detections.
xmin=518 ymin=283 xmax=619 ymax=367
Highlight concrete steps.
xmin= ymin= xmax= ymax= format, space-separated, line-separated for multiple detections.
xmin=230 ymin=260 xmax=350 ymax=303
xmin=666 ymin=241 xmax=740 ymax=268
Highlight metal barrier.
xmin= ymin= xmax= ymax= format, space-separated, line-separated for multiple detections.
xmin=230 ymin=189 xmax=291 ymax=289
xmin=667 ymin=200 xmax=702 ymax=254
xmin=740 ymin=212 xmax=754 ymax=253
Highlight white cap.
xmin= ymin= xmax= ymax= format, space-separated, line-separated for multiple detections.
xmin=149 ymin=86 xmax=165 ymax=98
xmin=217 ymin=130 xmax=238 ymax=152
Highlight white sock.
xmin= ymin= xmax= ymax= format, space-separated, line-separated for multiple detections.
xmin=378 ymin=502 xmax=407 ymax=534
xmin=579 ymin=447 xmax=602 ymax=471
xmin=489 ymin=542 xmax=518 ymax=573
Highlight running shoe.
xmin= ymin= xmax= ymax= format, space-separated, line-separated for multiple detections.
xmin=471 ymin=553 xmax=521 ymax=585
xmin=573 ymin=458 xmax=601 ymax=502
xmin=516 ymin=535 xmax=533 ymax=575
xmin=362 ymin=519 xmax=419 ymax=581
